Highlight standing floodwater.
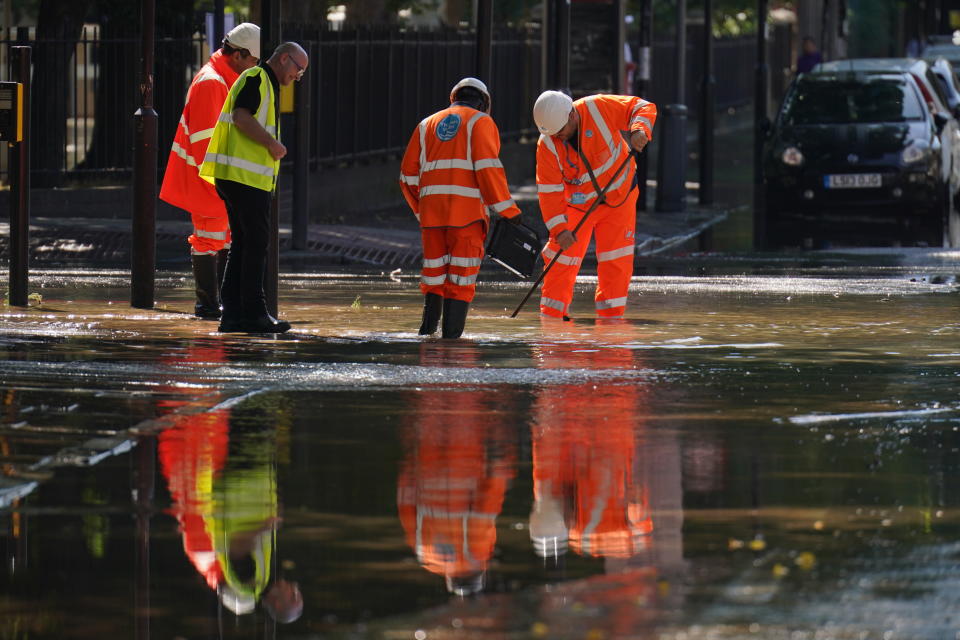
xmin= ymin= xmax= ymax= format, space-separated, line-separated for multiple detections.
xmin=1 ymin=253 xmax=960 ymax=639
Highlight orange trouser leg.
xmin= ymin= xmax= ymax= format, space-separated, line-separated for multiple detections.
xmin=420 ymin=222 xmax=485 ymax=303
xmin=539 ymin=208 xmax=597 ymax=318
xmin=592 ymin=191 xmax=638 ymax=317
xmin=188 ymin=212 xmax=231 ymax=255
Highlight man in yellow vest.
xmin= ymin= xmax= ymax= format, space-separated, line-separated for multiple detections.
xmin=200 ymin=42 xmax=309 ymax=333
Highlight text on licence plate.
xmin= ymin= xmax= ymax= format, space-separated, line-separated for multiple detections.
xmin=824 ymin=173 xmax=882 ymax=189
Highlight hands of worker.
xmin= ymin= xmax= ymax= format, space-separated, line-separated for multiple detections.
xmin=629 ymin=129 xmax=649 ymax=153
xmin=555 ymin=229 xmax=576 ymax=251
xmin=268 ymin=139 xmax=288 ymax=160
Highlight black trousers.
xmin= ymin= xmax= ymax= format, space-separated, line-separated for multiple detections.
xmin=215 ymin=178 xmax=273 ymax=319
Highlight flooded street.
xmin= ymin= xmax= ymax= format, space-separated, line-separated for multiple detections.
xmin=3 ymin=252 xmax=960 ymax=639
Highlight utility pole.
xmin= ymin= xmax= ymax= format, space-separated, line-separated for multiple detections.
xmin=261 ymin=0 xmax=281 ymax=318
xmin=699 ymin=0 xmax=715 ymax=205
xmin=476 ymin=0 xmax=493 ymax=82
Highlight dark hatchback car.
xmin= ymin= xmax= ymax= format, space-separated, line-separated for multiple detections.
xmin=763 ymin=66 xmax=949 ymax=247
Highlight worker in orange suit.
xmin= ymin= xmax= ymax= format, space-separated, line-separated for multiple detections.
xmin=397 ymin=343 xmax=517 ymax=595
xmin=399 ymin=77 xmax=522 ymax=338
xmin=528 ymin=322 xmax=653 ymax=562
xmin=159 ymin=23 xmax=260 ymax=319
xmin=532 ymin=91 xmax=657 ymax=319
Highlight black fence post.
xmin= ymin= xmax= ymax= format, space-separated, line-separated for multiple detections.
xmin=132 ymin=0 xmax=157 ymax=310
xmin=213 ymin=0 xmax=225 ymax=48
xmin=753 ymin=0 xmax=768 ymax=249
xmin=8 ymin=46 xmax=30 ymax=308
xmin=292 ymin=45 xmax=311 ymax=251
xmin=476 ymin=0 xmax=492 ymax=82
xmin=699 ymin=0 xmax=715 ymax=206
xmin=635 ymin=0 xmax=652 ymax=212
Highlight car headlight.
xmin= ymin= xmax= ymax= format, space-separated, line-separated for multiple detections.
xmin=781 ymin=146 xmax=804 ymax=166
xmin=901 ymin=142 xmax=929 ymax=164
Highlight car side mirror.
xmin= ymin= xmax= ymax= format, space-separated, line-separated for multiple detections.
xmin=934 ymin=111 xmax=950 ymax=133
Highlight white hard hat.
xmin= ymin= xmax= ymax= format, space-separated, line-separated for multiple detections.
xmin=450 ymin=77 xmax=490 ymax=105
xmin=224 ymin=22 xmax=261 ymax=60
xmin=533 ymin=90 xmax=573 ymax=136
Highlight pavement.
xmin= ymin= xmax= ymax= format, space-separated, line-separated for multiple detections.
xmin=0 ymin=185 xmax=729 ymax=272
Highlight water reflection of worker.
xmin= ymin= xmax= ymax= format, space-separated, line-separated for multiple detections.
xmin=158 ymin=356 xmax=302 ymax=623
xmin=529 ymin=321 xmax=653 ymax=559
xmin=397 ymin=342 xmax=517 ymax=595
xmin=529 ymin=320 xmax=686 ymax=635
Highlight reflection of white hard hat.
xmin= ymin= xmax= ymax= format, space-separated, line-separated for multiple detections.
xmin=533 ymin=90 xmax=573 ymax=136
xmin=450 ymin=77 xmax=491 ymax=109
xmin=445 ymin=572 xmax=486 ymax=596
xmin=224 ymin=22 xmax=261 ymax=59
xmin=220 ymin=585 xmax=256 ymax=615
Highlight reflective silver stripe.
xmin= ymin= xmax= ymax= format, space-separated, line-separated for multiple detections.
xmin=585 ymin=97 xmax=617 ymax=154
xmin=194 ymin=68 xmax=226 ymax=86
xmin=596 ymin=296 xmax=627 ymax=310
xmin=631 ymin=115 xmax=653 ymax=133
xmin=542 ymin=246 xmax=581 ymax=266
xmin=596 ymin=244 xmax=635 ymax=262
xmin=218 ymin=112 xmax=233 ymax=124
xmin=448 ymin=272 xmax=478 ymax=286
xmin=418 ymin=118 xmax=428 ymax=170
xmin=544 ymin=214 xmax=567 ymax=230
xmin=465 ymin=111 xmax=485 ymax=165
xmin=540 ymin=296 xmax=566 ymax=311
xmin=450 ymin=256 xmax=482 ymax=267
xmin=256 ymin=77 xmax=271 ymax=130
xmin=422 ymin=255 xmax=451 ymax=268
xmin=421 ymin=158 xmax=474 ymax=172
xmin=190 ymin=248 xmax=219 ymax=256
xmin=489 ymin=199 xmax=516 ymax=213
xmin=171 ymin=141 xmax=200 ymax=168
xmin=179 ymin=115 xmax=191 ymax=137
xmin=538 ymin=183 xmax=564 ymax=193
xmin=203 ymin=152 xmax=275 ymax=177
xmin=189 ymin=127 xmax=215 ymax=144
xmin=474 ymin=158 xmax=503 ymax=170
xmin=400 ymin=173 xmax=419 ymax=186
xmin=420 ymin=185 xmax=481 ymax=199
xmin=421 ymin=274 xmax=447 ymax=286
xmin=195 ymin=229 xmax=228 ymax=240
xmin=541 ymin=133 xmax=560 ymax=160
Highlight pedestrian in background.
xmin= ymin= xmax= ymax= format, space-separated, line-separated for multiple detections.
xmin=159 ymin=23 xmax=260 ymax=319
xmin=200 ymin=42 xmax=309 ymax=334
xmin=531 ymin=90 xmax=656 ymax=320
xmin=399 ymin=77 xmax=522 ymax=339
xmin=796 ymin=36 xmax=822 ymax=74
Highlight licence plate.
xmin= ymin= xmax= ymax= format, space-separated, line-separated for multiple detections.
xmin=824 ymin=173 xmax=882 ymax=189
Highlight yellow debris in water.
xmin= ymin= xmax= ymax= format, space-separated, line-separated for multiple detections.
xmin=530 ymin=622 xmax=549 ymax=637
xmin=728 ymin=538 xmax=745 ymax=550
xmin=748 ymin=537 xmax=766 ymax=551
xmin=795 ymin=551 xmax=816 ymax=571
xmin=772 ymin=563 xmax=790 ymax=578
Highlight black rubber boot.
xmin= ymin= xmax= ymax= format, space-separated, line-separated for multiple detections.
xmin=192 ymin=254 xmax=222 ymax=320
xmin=441 ymin=298 xmax=470 ymax=339
xmin=418 ymin=293 xmax=443 ymax=335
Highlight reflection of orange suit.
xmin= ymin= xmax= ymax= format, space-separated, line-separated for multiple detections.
xmin=397 ymin=344 xmax=516 ymax=591
xmin=531 ymin=326 xmax=652 ymax=559
xmin=157 ymin=343 xmax=230 ymax=590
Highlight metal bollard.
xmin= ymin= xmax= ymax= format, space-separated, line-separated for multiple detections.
xmin=8 ymin=46 xmax=30 ymax=307
xmin=655 ymin=103 xmax=688 ymax=213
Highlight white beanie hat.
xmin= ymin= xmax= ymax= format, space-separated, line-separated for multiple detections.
xmin=224 ymin=22 xmax=261 ymax=60
xmin=533 ymin=90 xmax=573 ymax=136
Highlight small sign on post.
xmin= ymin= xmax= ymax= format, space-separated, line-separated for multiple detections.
xmin=0 ymin=82 xmax=24 ymax=142
xmin=4 ymin=47 xmax=30 ymax=309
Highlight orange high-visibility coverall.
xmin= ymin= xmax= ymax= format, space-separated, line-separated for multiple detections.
xmin=397 ymin=344 xmax=516 ymax=588
xmin=400 ymin=104 xmax=521 ymax=302
xmin=531 ymin=324 xmax=653 ymax=559
xmin=536 ymin=94 xmax=657 ymax=317
xmin=159 ymin=50 xmax=238 ymax=256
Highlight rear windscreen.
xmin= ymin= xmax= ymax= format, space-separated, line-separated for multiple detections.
xmin=782 ymin=77 xmax=925 ymax=125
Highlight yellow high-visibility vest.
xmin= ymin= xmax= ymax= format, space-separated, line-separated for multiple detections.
xmin=199 ymin=66 xmax=280 ymax=192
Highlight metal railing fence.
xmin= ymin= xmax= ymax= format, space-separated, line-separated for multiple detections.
xmin=0 ymin=22 xmax=782 ymax=186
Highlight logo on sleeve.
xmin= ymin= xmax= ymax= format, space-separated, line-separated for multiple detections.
xmin=436 ymin=114 xmax=462 ymax=141
xmin=569 ymin=192 xmax=587 ymax=205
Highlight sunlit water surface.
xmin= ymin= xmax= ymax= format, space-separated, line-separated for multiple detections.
xmin=1 ymin=263 xmax=960 ymax=639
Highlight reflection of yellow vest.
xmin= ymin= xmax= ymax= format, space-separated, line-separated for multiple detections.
xmin=200 ymin=66 xmax=280 ymax=192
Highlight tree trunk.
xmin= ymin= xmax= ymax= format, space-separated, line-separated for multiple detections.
xmin=32 ymin=0 xmax=93 ymax=187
